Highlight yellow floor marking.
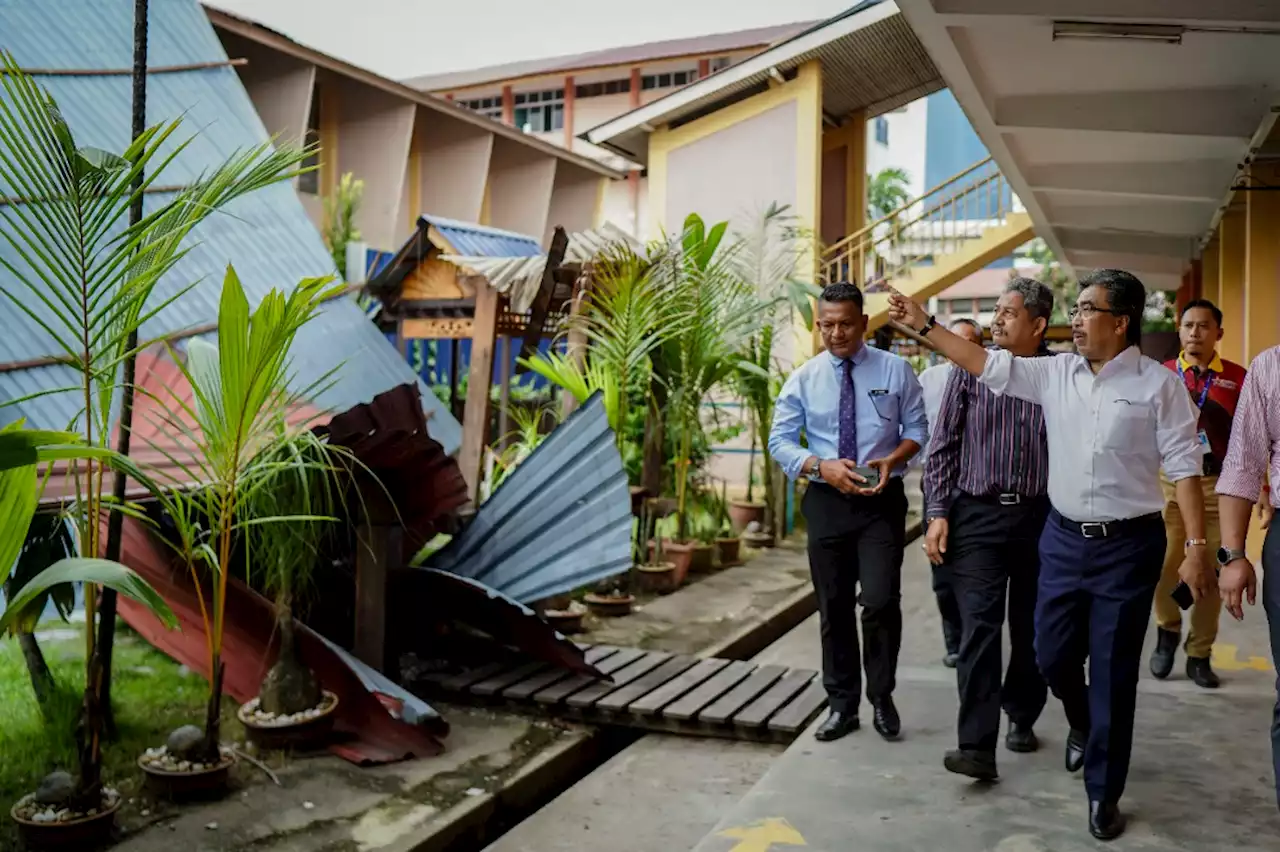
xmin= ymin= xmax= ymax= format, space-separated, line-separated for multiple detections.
xmin=1212 ymin=643 xmax=1273 ymax=672
xmin=718 ymin=817 xmax=807 ymax=851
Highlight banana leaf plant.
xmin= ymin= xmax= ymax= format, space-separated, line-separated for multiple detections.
xmin=0 ymin=54 xmax=312 ymax=806
xmin=146 ymin=267 xmax=343 ymax=762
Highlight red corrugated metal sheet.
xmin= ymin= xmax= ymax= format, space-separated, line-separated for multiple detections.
xmin=115 ymin=516 xmax=446 ymax=765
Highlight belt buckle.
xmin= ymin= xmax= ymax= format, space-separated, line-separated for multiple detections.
xmin=998 ymin=493 xmax=1021 ymax=506
xmin=1080 ymin=522 xmax=1109 ymax=539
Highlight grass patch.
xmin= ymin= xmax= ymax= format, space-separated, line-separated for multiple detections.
xmin=0 ymin=621 xmax=243 ymax=852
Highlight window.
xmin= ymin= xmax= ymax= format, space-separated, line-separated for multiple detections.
xmin=576 ymin=78 xmax=632 ymax=98
xmin=977 ymin=297 xmax=999 ymax=313
xmin=640 ymin=70 xmax=696 ymax=91
xmin=461 ymin=96 xmax=502 ymax=120
xmin=514 ymin=87 xmax=565 ymax=133
xmin=710 ymin=55 xmax=732 ymax=71
xmin=874 ymin=116 xmax=889 ymax=146
xmin=299 ymin=86 xmax=321 ymax=195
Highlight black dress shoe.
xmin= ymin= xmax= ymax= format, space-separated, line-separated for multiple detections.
xmin=1065 ymin=728 xmax=1087 ymax=773
xmin=942 ymin=651 xmax=959 ymax=668
xmin=814 ymin=711 xmax=859 ymax=742
xmin=944 ymin=748 xmax=998 ymax=781
xmin=871 ymin=697 xmax=901 ymax=740
xmin=1150 ymin=626 xmax=1179 ymax=679
xmin=1005 ymin=722 xmax=1039 ymax=753
xmin=1088 ymin=800 xmax=1125 ymax=841
xmin=1186 ymin=656 xmax=1221 ymax=689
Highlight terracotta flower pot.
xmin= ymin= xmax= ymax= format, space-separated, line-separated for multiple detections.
xmin=638 ymin=562 xmax=679 ymax=594
xmin=543 ymin=607 xmax=586 ymax=634
xmin=743 ymin=529 xmax=776 ymax=548
xmin=11 ymin=791 xmax=120 ymax=850
xmin=654 ymin=540 xmax=692 ymax=586
xmin=687 ymin=542 xmax=715 ymax=574
xmin=238 ymin=691 xmax=340 ymax=751
xmin=728 ymin=500 xmax=766 ymax=533
xmin=139 ymin=749 xmax=236 ymax=800
xmin=583 ymin=592 xmax=634 ymax=617
xmin=716 ymin=536 xmax=743 ymax=567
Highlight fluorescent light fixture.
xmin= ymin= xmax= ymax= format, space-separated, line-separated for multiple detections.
xmin=1052 ymin=21 xmax=1184 ymax=44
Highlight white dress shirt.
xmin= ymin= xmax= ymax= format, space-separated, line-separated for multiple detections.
xmin=979 ymin=346 xmax=1203 ymax=522
xmin=916 ymin=361 xmax=954 ymax=469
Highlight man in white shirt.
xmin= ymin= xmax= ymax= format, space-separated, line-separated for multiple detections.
xmin=887 ymin=269 xmax=1213 ymax=842
xmin=918 ymin=318 xmax=985 ymax=668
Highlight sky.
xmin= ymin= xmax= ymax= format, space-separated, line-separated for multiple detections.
xmin=207 ymin=0 xmax=853 ymax=80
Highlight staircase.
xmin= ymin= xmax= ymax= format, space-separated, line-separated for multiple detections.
xmin=822 ymin=156 xmax=1034 ymax=332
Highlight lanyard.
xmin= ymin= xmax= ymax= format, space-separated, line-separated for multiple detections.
xmin=1177 ymin=364 xmax=1214 ymax=410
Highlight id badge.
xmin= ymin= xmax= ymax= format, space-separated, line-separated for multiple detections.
xmin=1197 ymin=429 xmax=1210 ymax=447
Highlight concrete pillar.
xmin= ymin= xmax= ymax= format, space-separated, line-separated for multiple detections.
xmin=1245 ymin=162 xmax=1280 ymax=361
xmin=1217 ymin=205 xmax=1246 ymax=366
xmin=1201 ymin=238 xmax=1220 ymax=307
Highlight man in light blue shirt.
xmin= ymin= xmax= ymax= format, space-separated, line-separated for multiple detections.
xmin=769 ymin=282 xmax=927 ymax=743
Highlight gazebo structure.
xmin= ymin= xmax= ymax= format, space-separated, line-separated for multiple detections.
xmin=367 ymin=215 xmax=638 ymax=499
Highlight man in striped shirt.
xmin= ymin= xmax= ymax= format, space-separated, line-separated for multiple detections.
xmin=923 ymin=278 xmax=1055 ymax=781
xmin=1215 ymin=345 xmax=1279 ymax=807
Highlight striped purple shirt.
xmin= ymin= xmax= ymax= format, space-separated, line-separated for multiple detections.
xmin=923 ymin=352 xmax=1051 ymax=520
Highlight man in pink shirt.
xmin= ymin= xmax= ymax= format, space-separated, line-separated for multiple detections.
xmin=1215 ymin=344 xmax=1279 ymax=807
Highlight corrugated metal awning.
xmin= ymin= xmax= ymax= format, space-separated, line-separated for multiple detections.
xmin=583 ymin=0 xmax=943 ymax=166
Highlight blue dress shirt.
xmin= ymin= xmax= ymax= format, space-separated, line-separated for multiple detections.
xmin=769 ymin=344 xmax=928 ymax=481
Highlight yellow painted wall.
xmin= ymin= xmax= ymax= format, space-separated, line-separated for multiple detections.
xmin=1217 ymin=205 xmax=1246 ymax=366
xmin=648 ymin=60 xmax=823 ymax=357
xmin=1245 ymin=162 xmax=1280 ymax=361
xmin=1201 ymin=239 xmax=1220 ymax=307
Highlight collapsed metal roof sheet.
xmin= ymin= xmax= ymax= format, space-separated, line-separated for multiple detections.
xmin=427 ymin=392 xmax=632 ymax=603
xmin=0 ymin=0 xmax=460 ymax=448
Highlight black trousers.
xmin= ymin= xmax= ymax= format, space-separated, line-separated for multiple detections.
xmin=948 ymin=494 xmax=1050 ymax=752
xmin=924 ymin=484 xmax=963 ymax=656
xmin=804 ymin=479 xmax=908 ymax=714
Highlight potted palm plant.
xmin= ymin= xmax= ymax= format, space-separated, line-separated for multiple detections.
xmin=636 ymin=500 xmax=678 ymax=594
xmin=712 ymin=481 xmax=743 ymax=569
xmin=0 ymin=54 xmax=307 ymax=839
xmin=137 ymin=268 xmax=343 ymax=795
xmin=235 ymin=430 xmax=358 ymax=750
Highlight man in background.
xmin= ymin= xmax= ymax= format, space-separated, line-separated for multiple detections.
xmin=770 ymin=282 xmax=927 ymax=743
xmin=918 ymin=317 xmax=984 ymax=668
xmin=1150 ymin=299 xmax=1246 ymax=688
xmin=923 ymin=279 xmax=1054 ymax=781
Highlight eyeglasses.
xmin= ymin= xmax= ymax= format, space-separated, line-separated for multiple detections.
xmin=1068 ymin=304 xmax=1122 ymax=321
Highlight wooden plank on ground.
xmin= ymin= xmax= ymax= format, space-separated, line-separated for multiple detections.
xmin=437 ymin=661 xmax=509 ymax=693
xmin=566 ymin=651 xmax=674 ymax=709
xmin=698 ymin=665 xmax=787 ymax=725
xmin=628 ymin=657 xmax=730 ymax=716
xmin=532 ymin=648 xmax=647 ymax=705
xmin=733 ymin=669 xmax=816 ymax=730
xmin=663 ymin=660 xmax=756 ymax=721
xmin=594 ymin=655 xmax=699 ymax=713
xmin=503 ymin=646 xmax=620 ymax=700
xmin=766 ymin=679 xmax=829 ymax=736
xmin=470 ymin=661 xmax=547 ymax=697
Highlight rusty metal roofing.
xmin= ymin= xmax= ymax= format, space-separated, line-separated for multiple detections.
xmin=428 ymin=392 xmax=632 ymax=603
xmin=404 ymin=20 xmax=819 ymax=93
xmin=0 ymin=0 xmax=460 ymax=450
xmin=584 ymin=0 xmax=944 ymax=165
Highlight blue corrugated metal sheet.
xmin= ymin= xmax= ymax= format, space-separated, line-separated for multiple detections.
xmin=420 ymin=215 xmax=542 ymax=259
xmin=0 ymin=0 xmax=461 ymax=454
xmin=428 ymin=393 xmax=632 ymax=603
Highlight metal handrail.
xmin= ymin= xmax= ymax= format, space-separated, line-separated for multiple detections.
xmin=821 ymin=156 xmax=1012 ymax=290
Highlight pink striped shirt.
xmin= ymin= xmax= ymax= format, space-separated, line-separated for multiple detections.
xmin=1217 ymin=346 xmax=1280 ymax=508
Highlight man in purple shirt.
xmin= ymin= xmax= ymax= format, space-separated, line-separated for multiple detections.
xmin=923 ymin=277 xmax=1055 ymax=781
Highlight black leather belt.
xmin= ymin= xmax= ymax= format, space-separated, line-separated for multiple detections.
xmin=1055 ymin=512 xmax=1162 ymax=540
xmin=967 ymin=492 xmax=1046 ymax=507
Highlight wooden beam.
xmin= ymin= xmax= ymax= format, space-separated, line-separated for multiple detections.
xmin=516 ymin=226 xmax=569 ymax=372
xmin=497 ymin=336 xmax=512 ymax=450
xmin=561 ymin=270 xmax=590 ymax=419
xmin=7 ymin=58 xmax=247 ymax=76
xmin=354 ymin=523 xmax=401 ymax=671
xmin=459 ymin=283 xmax=501 ymax=501
xmin=401 ymin=316 xmax=475 ymax=339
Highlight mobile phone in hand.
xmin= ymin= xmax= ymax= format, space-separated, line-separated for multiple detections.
xmin=1171 ymin=581 xmax=1194 ymax=611
xmin=854 ymin=466 xmax=881 ymax=489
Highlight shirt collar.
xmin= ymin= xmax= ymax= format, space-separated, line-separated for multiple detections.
xmin=826 ymin=343 xmax=870 ymax=368
xmin=1177 ymin=350 xmax=1224 ymax=374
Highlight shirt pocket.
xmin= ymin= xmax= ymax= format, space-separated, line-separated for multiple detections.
xmin=1101 ymin=400 xmax=1156 ymax=453
xmin=868 ymin=389 xmax=899 ymax=424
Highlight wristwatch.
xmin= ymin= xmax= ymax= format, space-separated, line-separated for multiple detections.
xmin=1217 ymin=546 xmax=1247 ymax=566
xmin=1185 ymin=538 xmax=1207 ymax=550
xmin=917 ymin=314 xmax=938 ymax=336
xmin=804 ymin=458 xmax=825 ymax=482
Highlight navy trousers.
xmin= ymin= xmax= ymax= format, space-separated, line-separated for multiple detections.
xmin=1261 ymin=522 xmax=1280 ymax=809
xmin=1036 ymin=510 xmax=1165 ymax=804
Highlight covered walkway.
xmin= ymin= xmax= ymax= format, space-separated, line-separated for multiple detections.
xmin=692 ymin=542 xmax=1280 ymax=851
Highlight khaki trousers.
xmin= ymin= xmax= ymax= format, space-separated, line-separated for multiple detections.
xmin=1154 ymin=475 xmax=1223 ymax=658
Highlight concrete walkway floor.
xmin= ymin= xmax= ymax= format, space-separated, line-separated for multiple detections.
xmin=693 ymin=543 xmax=1280 ymax=852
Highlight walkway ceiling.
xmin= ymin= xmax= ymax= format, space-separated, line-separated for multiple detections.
xmin=585 ymin=0 xmax=943 ymax=166
xmin=898 ymin=0 xmax=1280 ymax=293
